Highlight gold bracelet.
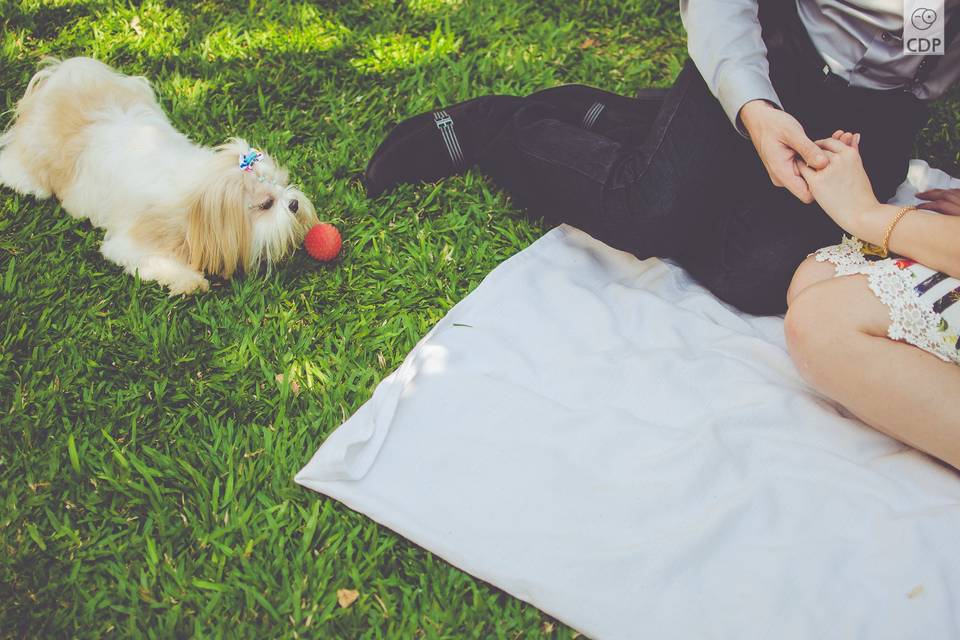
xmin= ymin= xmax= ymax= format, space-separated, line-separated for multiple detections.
xmin=881 ymin=205 xmax=916 ymax=257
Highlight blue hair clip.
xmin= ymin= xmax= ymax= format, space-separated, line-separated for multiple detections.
xmin=239 ymin=148 xmax=264 ymax=172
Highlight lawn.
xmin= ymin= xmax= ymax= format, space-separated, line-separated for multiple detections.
xmin=0 ymin=1 xmax=957 ymax=638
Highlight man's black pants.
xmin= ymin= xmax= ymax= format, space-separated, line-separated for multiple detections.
xmin=475 ymin=50 xmax=928 ymax=315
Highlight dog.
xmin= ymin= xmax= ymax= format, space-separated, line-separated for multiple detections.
xmin=0 ymin=57 xmax=317 ymax=294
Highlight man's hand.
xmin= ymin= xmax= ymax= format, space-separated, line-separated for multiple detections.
xmin=915 ymin=188 xmax=960 ymax=216
xmin=740 ymin=99 xmax=828 ymax=204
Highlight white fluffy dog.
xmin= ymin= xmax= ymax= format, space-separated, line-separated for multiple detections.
xmin=0 ymin=57 xmax=317 ymax=294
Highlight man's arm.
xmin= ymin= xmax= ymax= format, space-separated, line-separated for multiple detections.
xmin=679 ymin=0 xmax=781 ymax=134
xmin=680 ymin=0 xmax=828 ymax=203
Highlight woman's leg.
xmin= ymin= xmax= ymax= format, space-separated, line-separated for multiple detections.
xmin=785 ymin=255 xmax=837 ymax=306
xmin=784 ymin=274 xmax=960 ymax=470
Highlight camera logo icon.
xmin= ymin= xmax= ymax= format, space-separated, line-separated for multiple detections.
xmin=911 ymin=7 xmax=938 ymax=30
xmin=904 ymin=2 xmax=944 ymax=55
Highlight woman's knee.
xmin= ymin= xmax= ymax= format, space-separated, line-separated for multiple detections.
xmin=785 ymin=286 xmax=828 ymax=355
xmin=786 ymin=255 xmax=836 ymax=308
xmin=784 ymin=275 xmax=890 ymax=382
xmin=784 ymin=284 xmax=846 ymax=386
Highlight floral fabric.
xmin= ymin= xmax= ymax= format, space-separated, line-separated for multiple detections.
xmin=815 ymin=236 xmax=960 ymax=365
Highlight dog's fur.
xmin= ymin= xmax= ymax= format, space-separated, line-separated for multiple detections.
xmin=0 ymin=57 xmax=317 ymax=294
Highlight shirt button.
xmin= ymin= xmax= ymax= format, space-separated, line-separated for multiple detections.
xmin=881 ymin=32 xmax=890 ymax=41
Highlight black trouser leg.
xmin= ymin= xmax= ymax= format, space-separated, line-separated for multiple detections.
xmin=475 ymin=58 xmax=925 ymax=316
xmin=477 ymin=62 xmax=764 ymax=267
xmin=525 ymin=84 xmax=668 ymax=147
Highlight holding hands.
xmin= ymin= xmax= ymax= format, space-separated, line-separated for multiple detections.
xmin=742 ymin=96 xmax=960 ymax=220
xmin=740 ymin=99 xmax=828 ymax=204
xmin=798 ymin=130 xmax=960 ymax=232
xmin=795 ymin=130 xmax=877 ymax=229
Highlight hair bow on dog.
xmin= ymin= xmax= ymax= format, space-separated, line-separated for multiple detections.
xmin=238 ymin=148 xmax=264 ymax=172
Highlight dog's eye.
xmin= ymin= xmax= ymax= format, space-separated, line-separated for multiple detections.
xmin=259 ymin=198 xmax=274 ymax=211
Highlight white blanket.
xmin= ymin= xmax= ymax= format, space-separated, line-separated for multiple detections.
xmin=297 ymin=160 xmax=960 ymax=639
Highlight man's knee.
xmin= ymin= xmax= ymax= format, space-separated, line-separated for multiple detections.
xmin=722 ymin=286 xmax=789 ymax=316
xmin=701 ymin=268 xmax=794 ymax=316
xmin=692 ymin=248 xmax=798 ymax=316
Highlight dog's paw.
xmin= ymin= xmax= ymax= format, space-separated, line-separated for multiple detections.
xmin=0 ymin=150 xmax=51 ymax=199
xmin=166 ymin=273 xmax=210 ymax=296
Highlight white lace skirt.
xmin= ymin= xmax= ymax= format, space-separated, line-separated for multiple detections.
xmin=814 ymin=237 xmax=960 ymax=365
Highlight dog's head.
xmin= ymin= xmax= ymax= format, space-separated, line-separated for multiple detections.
xmin=183 ymin=138 xmax=318 ymax=278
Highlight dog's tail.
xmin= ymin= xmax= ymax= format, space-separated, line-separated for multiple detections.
xmin=0 ymin=57 xmax=61 ymax=149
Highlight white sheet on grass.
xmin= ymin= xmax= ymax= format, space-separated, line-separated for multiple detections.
xmin=296 ymin=160 xmax=960 ymax=640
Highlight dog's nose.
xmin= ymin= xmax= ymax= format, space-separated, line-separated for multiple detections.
xmin=288 ymin=199 xmax=299 ymax=213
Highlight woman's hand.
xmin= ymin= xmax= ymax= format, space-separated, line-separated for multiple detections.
xmin=916 ymin=188 xmax=960 ymax=216
xmin=795 ymin=130 xmax=880 ymax=232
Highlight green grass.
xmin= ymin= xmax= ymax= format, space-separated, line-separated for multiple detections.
xmin=0 ymin=1 xmax=957 ymax=638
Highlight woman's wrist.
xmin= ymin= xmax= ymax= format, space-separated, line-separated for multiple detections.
xmin=847 ymin=202 xmax=895 ymax=245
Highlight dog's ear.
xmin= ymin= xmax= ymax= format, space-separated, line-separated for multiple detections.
xmin=184 ymin=164 xmax=250 ymax=278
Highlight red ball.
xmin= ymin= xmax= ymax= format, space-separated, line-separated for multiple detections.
xmin=304 ymin=223 xmax=342 ymax=262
